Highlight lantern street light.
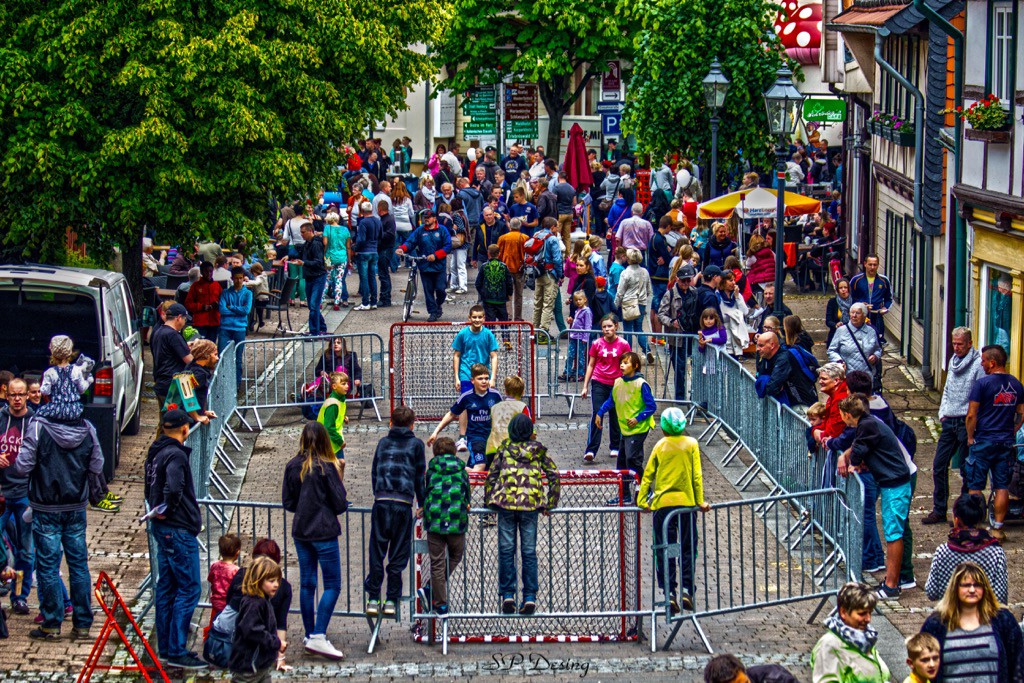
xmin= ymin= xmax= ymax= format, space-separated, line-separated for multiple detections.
xmin=762 ymin=65 xmax=805 ymax=314
xmin=702 ymin=58 xmax=731 ymax=199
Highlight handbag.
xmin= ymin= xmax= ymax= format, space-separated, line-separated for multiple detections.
xmin=847 ymin=324 xmax=883 ymax=393
xmin=621 ymin=299 xmax=642 ymax=321
xmin=598 ymin=177 xmax=622 ymax=212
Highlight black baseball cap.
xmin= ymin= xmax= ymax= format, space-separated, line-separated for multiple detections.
xmin=702 ymin=265 xmax=723 ymax=279
xmin=166 ymin=303 xmax=190 ymax=319
xmin=161 ymin=409 xmax=191 ymax=429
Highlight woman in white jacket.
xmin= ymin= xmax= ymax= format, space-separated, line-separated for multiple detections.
xmin=614 ymin=248 xmax=654 ymax=364
xmin=717 ymin=270 xmax=750 ymax=358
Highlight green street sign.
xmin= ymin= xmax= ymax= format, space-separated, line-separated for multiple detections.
xmin=467 ymin=86 xmax=496 ymax=102
xmin=803 ymin=99 xmax=846 ymax=122
xmin=461 ymin=102 xmax=496 ymax=115
xmin=506 ymin=120 xmax=538 ymax=137
xmin=464 ymin=121 xmax=497 ymax=136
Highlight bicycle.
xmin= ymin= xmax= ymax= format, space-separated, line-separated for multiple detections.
xmin=401 ymin=255 xmax=428 ymax=322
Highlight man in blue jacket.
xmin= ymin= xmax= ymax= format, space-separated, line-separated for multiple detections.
xmin=219 ymin=266 xmax=253 ymax=386
xmin=849 ymin=254 xmax=893 ymax=345
xmin=396 ymin=210 xmax=452 ymax=322
xmin=353 ymin=202 xmax=382 ymax=311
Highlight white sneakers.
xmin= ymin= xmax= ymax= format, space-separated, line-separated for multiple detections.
xmin=456 ymin=437 xmax=469 ymax=452
xmin=303 ymin=634 xmax=345 ymax=660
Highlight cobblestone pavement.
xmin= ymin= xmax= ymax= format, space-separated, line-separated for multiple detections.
xmin=8 ymin=265 xmax=1021 ymax=682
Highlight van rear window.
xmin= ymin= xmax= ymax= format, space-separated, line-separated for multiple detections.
xmin=0 ymin=289 xmax=102 ymax=375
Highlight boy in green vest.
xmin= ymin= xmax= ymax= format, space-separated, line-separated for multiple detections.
xmin=317 ymin=371 xmax=349 ymax=465
xmin=594 ymin=352 xmax=656 ymax=504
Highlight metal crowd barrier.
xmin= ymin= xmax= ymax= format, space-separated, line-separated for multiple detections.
xmin=389 ymin=322 xmax=538 ymax=420
xmin=186 ymin=342 xmax=241 ymax=501
xmin=235 ymin=332 xmax=386 ymax=428
xmin=652 ymin=488 xmax=862 ymax=653
xmin=411 ymin=470 xmax=642 ymax=654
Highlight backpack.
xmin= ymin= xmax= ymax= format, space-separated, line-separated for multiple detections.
xmin=892 ymin=417 xmax=917 ymax=458
xmin=676 ymin=288 xmax=700 ymax=333
xmin=787 ymin=345 xmax=820 ymax=383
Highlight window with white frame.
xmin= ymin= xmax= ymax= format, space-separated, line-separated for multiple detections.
xmin=980 ymin=264 xmax=1015 ymax=361
xmin=992 ymin=4 xmax=1014 ymax=102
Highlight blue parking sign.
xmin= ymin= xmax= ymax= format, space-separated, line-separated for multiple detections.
xmin=602 ymin=114 xmax=621 ymax=136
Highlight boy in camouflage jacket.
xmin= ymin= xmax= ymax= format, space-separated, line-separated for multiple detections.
xmin=484 ymin=414 xmax=560 ymax=615
xmin=423 ymin=437 xmax=471 ymax=614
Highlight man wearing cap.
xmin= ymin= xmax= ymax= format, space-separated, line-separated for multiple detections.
xmin=150 ymin=303 xmax=194 ymax=409
xmin=396 ymin=209 xmax=452 ymax=322
xmin=696 ymin=265 xmax=723 ymax=320
xmin=13 ymin=390 xmax=106 ymax=640
xmin=658 ymin=264 xmax=701 ymax=401
xmin=145 ymin=409 xmax=206 ymax=669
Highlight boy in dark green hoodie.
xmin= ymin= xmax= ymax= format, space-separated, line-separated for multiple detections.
xmin=422 ymin=437 xmax=471 ymax=614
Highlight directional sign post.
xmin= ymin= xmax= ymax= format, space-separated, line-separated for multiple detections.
xmin=462 ymin=84 xmax=498 ymax=137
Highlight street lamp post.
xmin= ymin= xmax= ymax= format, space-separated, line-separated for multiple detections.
xmin=762 ymin=65 xmax=805 ymax=315
xmin=702 ymin=58 xmax=730 ymax=200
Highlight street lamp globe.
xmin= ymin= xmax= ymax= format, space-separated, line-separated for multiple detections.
xmin=762 ymin=65 xmax=804 ymax=137
xmin=702 ymin=58 xmax=731 ymax=113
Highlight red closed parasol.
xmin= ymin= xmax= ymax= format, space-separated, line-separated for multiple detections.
xmin=562 ymin=123 xmax=592 ymax=191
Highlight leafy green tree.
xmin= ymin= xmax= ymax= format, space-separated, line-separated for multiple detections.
xmin=623 ymin=0 xmax=789 ymax=182
xmin=0 ymin=0 xmax=445 ymax=304
xmin=436 ymin=0 xmax=636 ymax=156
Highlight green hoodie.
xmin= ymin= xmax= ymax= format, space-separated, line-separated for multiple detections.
xmin=424 ymin=452 xmax=471 ymax=535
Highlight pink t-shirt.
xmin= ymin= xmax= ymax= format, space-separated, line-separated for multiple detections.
xmin=589 ymin=336 xmax=632 ymax=386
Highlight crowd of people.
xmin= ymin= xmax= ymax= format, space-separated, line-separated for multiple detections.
xmin=3 ymin=137 xmax=1022 ymax=683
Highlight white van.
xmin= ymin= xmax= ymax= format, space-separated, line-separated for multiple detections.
xmin=0 ymin=265 xmax=144 ymax=479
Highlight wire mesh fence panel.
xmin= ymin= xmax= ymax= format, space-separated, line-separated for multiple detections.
xmin=186 ymin=342 xmax=237 ymax=500
xmin=236 ymin=333 xmax=386 ymax=420
xmin=390 ymin=322 xmax=537 ymax=420
xmin=413 ymin=470 xmax=643 ymax=644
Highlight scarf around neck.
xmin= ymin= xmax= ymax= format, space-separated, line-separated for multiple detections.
xmin=420 ymin=186 xmax=437 ymax=204
xmin=835 ymin=293 xmax=853 ymax=324
xmin=947 ymin=526 xmax=1001 ymax=553
xmin=718 ymin=290 xmax=737 ymax=308
xmin=825 ymin=613 xmax=878 ymax=655
xmin=949 ymin=347 xmax=980 ymax=377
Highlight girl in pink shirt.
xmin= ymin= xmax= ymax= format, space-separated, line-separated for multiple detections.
xmin=580 ymin=315 xmax=632 ymax=462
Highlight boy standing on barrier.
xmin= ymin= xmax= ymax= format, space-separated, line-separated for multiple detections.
xmin=594 ymin=352 xmax=657 ymax=504
xmin=637 ymin=407 xmax=709 ymax=614
xmin=422 ymin=437 xmax=470 ymax=615
xmin=484 ymin=414 xmax=560 ymax=616
xmin=837 ymin=394 xmax=912 ymax=601
xmin=429 ymin=364 xmax=502 ymax=471
xmin=365 ymin=406 xmax=426 ymax=618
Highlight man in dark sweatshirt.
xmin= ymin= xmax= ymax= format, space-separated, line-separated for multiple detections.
xmin=13 ymin=407 xmax=105 ymax=640
xmin=754 ymin=332 xmax=818 ymax=408
xmin=363 ymin=406 xmax=426 ymax=618
xmin=144 ymin=409 xmax=206 ymax=669
xmin=837 ymin=394 xmax=912 ymax=601
xmin=0 ymin=379 xmax=35 ymax=614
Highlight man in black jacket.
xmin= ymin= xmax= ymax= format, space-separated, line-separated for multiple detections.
xmin=14 ymin=411 xmax=105 ymax=640
xmin=363 ymin=406 xmax=426 ymax=618
xmin=754 ymin=332 xmax=817 ymax=408
xmin=754 ymin=284 xmax=793 ymax=333
xmin=377 ymin=199 xmax=397 ymax=308
xmin=293 ymin=221 xmax=329 ymax=334
xmin=0 ymin=379 xmax=36 ymax=615
xmin=144 ymin=409 xmax=206 ymax=670
xmin=696 ymin=265 xmax=723 ymax=319
xmin=657 ymin=264 xmax=700 ymax=401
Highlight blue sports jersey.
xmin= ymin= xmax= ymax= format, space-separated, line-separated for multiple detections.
xmin=450 ymin=388 xmax=503 ymax=445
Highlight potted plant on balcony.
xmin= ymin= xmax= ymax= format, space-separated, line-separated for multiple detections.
xmin=891 ymin=118 xmax=915 ymax=147
xmin=953 ymin=95 xmax=1012 ymax=143
xmin=867 ymin=111 xmax=890 ymax=137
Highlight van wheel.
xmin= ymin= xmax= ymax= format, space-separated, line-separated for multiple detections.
xmin=123 ymin=399 xmax=142 ymax=436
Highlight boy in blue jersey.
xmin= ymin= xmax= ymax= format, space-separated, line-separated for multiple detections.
xmin=428 ymin=364 xmax=503 ymax=471
xmin=452 ymin=305 xmax=500 ymax=447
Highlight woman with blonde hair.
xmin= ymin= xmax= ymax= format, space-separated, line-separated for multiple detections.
xmin=745 ymin=234 xmax=776 ymax=297
xmin=811 ymin=582 xmax=890 ymax=682
xmin=281 ymin=422 xmax=348 ymax=660
xmin=229 ymin=556 xmax=283 ymax=681
xmin=920 ymin=561 xmax=1023 ymax=681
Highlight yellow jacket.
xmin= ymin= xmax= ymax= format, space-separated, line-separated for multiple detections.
xmin=637 ymin=435 xmax=703 ymax=510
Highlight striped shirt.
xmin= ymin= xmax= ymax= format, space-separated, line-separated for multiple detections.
xmin=941 ymin=623 xmax=999 ymax=682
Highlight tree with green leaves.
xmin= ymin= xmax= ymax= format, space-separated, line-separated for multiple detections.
xmin=0 ymin=0 xmax=446 ymax=305
xmin=623 ymin=0 xmax=790 ymax=183
xmin=436 ymin=0 xmax=636 ymax=156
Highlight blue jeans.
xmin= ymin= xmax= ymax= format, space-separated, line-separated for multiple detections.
xmin=305 ymin=274 xmax=328 ymax=335
xmin=622 ymin=306 xmax=650 ymax=352
xmin=1 ymin=496 xmax=34 ymax=602
xmin=563 ymin=338 xmax=588 ymax=377
xmin=497 ymin=509 xmax=539 ymax=601
xmin=294 ymin=538 xmax=341 ymax=637
xmin=356 ymin=252 xmax=379 ymax=306
xmin=218 ymin=327 xmax=246 ymax=385
xmin=420 ymin=269 xmax=447 ymax=316
xmin=151 ymin=521 xmax=201 ymax=658
xmin=34 ymin=509 xmax=92 ymax=630
xmin=860 ymin=472 xmax=885 ymax=570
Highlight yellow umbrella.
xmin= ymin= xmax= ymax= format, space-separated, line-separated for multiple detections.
xmin=697 ymin=187 xmax=821 ymax=220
